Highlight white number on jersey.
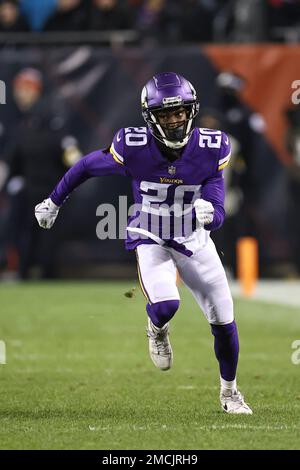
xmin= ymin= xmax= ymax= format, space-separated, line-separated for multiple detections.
xmin=125 ymin=127 xmax=147 ymax=146
xmin=199 ymin=128 xmax=222 ymax=149
xmin=140 ymin=181 xmax=201 ymax=216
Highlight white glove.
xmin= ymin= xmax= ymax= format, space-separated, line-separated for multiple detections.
xmin=194 ymin=198 xmax=214 ymax=226
xmin=35 ymin=198 xmax=59 ymax=229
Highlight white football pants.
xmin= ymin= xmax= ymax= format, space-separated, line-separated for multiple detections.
xmin=136 ymin=238 xmax=234 ymax=325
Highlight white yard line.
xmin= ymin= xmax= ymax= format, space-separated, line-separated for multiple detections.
xmin=88 ymin=423 xmax=299 ymax=432
xmin=230 ymin=280 xmax=300 ymax=308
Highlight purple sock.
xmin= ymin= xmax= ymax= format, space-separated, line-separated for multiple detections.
xmin=211 ymin=320 xmax=239 ymax=381
xmin=146 ymin=300 xmax=179 ymax=328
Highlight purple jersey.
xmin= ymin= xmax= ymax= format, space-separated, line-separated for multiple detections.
xmin=50 ymin=127 xmax=231 ymax=253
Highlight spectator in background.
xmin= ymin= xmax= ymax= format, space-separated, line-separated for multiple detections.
xmin=176 ymin=0 xmax=216 ymax=43
xmin=267 ymin=0 xmax=300 ymax=41
xmin=197 ymin=107 xmax=247 ymax=276
xmin=214 ymin=72 xmax=265 ymax=212
xmin=2 ymin=68 xmax=81 ymax=279
xmin=135 ymin=0 xmax=219 ymax=45
xmin=135 ymin=0 xmax=185 ymax=44
xmin=0 ymin=0 xmax=29 ymax=31
xmin=44 ymin=0 xmax=88 ymax=31
xmin=214 ymin=0 xmax=268 ymax=43
xmin=135 ymin=0 xmax=167 ymax=41
xmin=207 ymin=71 xmax=265 ymax=275
xmin=88 ymin=0 xmax=134 ymax=31
xmin=284 ymin=107 xmax=300 ymax=274
xmin=20 ymin=0 xmax=56 ymax=31
xmin=127 ymin=0 xmax=142 ymax=5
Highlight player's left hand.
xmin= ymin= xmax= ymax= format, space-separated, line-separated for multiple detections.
xmin=194 ymin=198 xmax=214 ymax=226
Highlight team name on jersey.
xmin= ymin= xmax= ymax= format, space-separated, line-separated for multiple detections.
xmin=160 ymin=177 xmax=184 ymax=184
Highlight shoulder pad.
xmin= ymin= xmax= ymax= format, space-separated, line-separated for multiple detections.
xmin=218 ymin=132 xmax=231 ymax=170
xmin=110 ymin=128 xmax=125 ymax=165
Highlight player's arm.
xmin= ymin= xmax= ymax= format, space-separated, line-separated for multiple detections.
xmin=35 ymin=130 xmax=128 ymax=229
xmin=194 ymin=131 xmax=231 ymax=230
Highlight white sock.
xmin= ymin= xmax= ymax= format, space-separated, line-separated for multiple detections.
xmin=220 ymin=377 xmax=237 ymax=395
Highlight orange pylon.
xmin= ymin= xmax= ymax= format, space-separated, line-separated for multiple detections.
xmin=237 ymin=237 xmax=258 ymax=296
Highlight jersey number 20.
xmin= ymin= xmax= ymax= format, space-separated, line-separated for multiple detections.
xmin=199 ymin=128 xmax=222 ymax=148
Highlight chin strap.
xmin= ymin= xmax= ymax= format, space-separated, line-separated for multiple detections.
xmin=150 ymin=109 xmax=194 ymax=149
xmin=163 ymin=135 xmax=189 ymax=149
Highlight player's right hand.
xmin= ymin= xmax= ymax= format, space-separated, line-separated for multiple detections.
xmin=35 ymin=198 xmax=60 ymax=229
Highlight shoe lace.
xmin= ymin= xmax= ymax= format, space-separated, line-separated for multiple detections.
xmin=221 ymin=390 xmax=244 ymax=403
xmin=231 ymin=391 xmax=251 ymax=410
xmin=231 ymin=390 xmax=244 ymax=403
xmin=147 ymin=327 xmax=170 ymax=354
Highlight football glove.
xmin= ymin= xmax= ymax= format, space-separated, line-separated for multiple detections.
xmin=194 ymin=198 xmax=214 ymax=226
xmin=35 ymin=198 xmax=59 ymax=229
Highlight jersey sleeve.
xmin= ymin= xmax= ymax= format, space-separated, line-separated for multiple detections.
xmin=201 ymin=171 xmax=225 ymax=231
xmin=50 ymin=138 xmax=128 ymax=206
xmin=217 ymin=132 xmax=231 ymax=171
xmin=109 ymin=128 xmax=126 ymax=166
xmin=200 ymin=131 xmax=230 ymax=231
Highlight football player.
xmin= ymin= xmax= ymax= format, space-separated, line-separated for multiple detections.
xmin=35 ymin=72 xmax=252 ymax=414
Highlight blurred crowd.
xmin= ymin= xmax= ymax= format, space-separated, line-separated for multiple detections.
xmin=0 ymin=67 xmax=82 ymax=279
xmin=0 ymin=0 xmax=300 ymax=43
xmin=1 ymin=2 xmax=300 ymax=280
xmin=1 ymin=66 xmax=293 ymax=280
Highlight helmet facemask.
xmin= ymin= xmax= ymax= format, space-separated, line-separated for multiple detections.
xmin=146 ymin=103 xmax=198 ymax=149
xmin=148 ymin=105 xmax=197 ymax=149
xmin=141 ymin=74 xmax=199 ymax=150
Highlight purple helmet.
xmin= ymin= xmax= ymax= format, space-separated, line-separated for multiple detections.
xmin=141 ymin=72 xmax=199 ymax=149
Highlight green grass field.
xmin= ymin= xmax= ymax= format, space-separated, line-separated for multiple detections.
xmin=0 ymin=281 xmax=299 ymax=450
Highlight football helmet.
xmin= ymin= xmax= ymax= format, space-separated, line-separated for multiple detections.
xmin=141 ymin=72 xmax=199 ymax=149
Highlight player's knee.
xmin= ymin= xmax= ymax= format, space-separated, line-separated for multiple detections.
xmin=147 ymin=299 xmax=180 ymax=328
xmin=206 ymin=296 xmax=234 ymax=325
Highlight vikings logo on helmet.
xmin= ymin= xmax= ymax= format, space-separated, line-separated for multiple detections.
xmin=141 ymin=72 xmax=199 ymax=149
